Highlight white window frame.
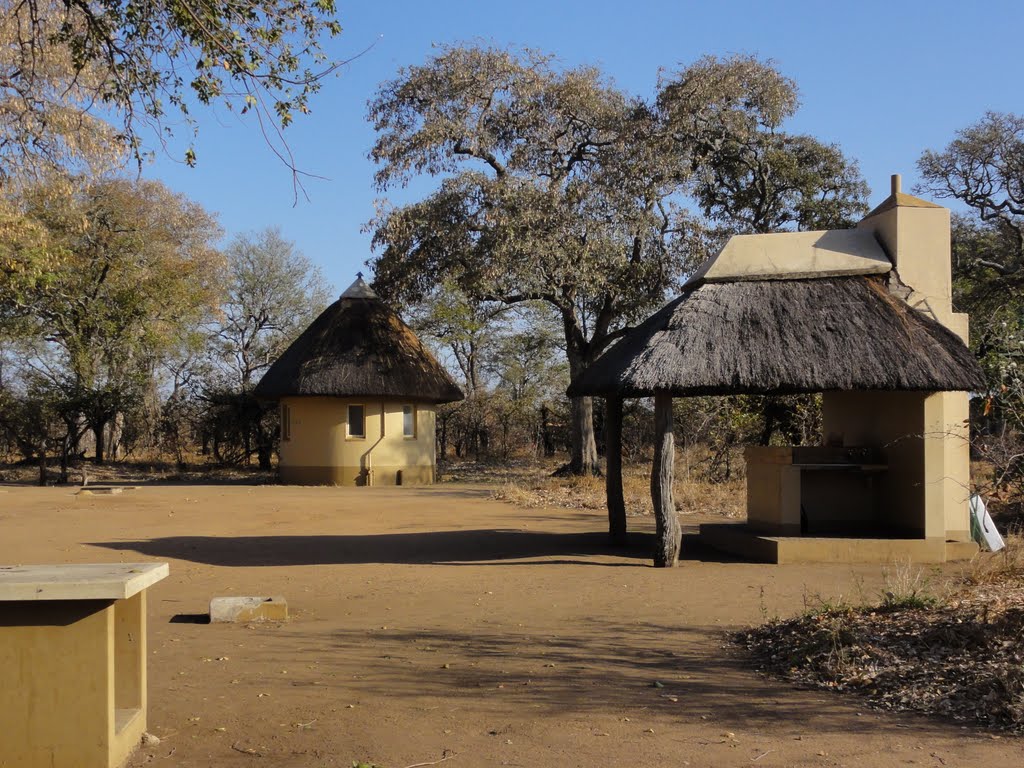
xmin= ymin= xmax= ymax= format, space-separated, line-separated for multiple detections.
xmin=402 ymin=404 xmax=417 ymax=439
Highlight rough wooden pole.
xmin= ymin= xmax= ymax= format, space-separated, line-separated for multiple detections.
xmin=605 ymin=396 xmax=627 ymax=546
xmin=651 ymin=391 xmax=681 ymax=567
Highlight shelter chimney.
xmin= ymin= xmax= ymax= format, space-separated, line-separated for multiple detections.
xmin=857 ymin=173 xmax=965 ymax=341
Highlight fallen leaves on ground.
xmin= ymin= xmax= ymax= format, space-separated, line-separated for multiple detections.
xmin=737 ymin=581 xmax=1024 ymax=731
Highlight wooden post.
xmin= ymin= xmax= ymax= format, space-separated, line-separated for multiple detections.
xmin=605 ymin=396 xmax=627 ymax=546
xmin=651 ymin=391 xmax=681 ymax=567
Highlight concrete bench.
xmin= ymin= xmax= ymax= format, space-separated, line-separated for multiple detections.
xmin=0 ymin=562 xmax=169 ymax=768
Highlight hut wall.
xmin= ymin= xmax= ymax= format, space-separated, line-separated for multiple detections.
xmin=821 ymin=390 xmax=970 ymax=541
xmin=278 ymin=396 xmax=436 ymax=486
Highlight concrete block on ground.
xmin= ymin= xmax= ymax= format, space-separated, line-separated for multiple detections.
xmin=77 ymin=486 xmax=138 ymax=496
xmin=209 ymin=596 xmax=288 ymax=623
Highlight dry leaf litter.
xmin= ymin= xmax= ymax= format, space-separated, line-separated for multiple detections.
xmin=738 ymin=582 xmax=1024 ymax=731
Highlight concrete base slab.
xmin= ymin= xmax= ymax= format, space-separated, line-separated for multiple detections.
xmin=209 ymin=596 xmax=288 ymax=623
xmin=699 ymin=523 xmax=979 ymax=564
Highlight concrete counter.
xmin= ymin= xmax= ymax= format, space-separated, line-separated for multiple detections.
xmin=744 ymin=446 xmax=887 ymax=536
xmin=0 ymin=562 xmax=169 ymax=601
xmin=0 ymin=562 xmax=169 ymax=768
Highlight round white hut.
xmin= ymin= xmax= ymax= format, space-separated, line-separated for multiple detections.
xmin=254 ymin=276 xmax=464 ymax=485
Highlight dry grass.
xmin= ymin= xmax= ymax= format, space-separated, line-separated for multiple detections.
xmin=878 ymin=559 xmax=942 ymax=610
xmin=0 ymin=458 xmax=275 ymax=486
xmin=959 ymin=534 xmax=1024 ymax=588
xmin=489 ymin=447 xmax=746 ymax=519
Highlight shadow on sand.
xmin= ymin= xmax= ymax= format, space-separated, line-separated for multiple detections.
xmin=91 ymin=528 xmax=739 ymax=568
xmin=243 ymin=619 xmax=973 ymax=738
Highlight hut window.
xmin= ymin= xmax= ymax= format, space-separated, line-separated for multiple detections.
xmin=280 ymin=404 xmax=291 ymax=441
xmin=403 ymin=405 xmax=416 ymax=438
xmin=347 ymin=404 xmax=365 ymax=438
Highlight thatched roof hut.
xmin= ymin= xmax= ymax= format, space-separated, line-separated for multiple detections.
xmin=256 ymin=276 xmax=463 ymax=487
xmin=568 ymin=275 xmax=984 ymax=398
xmin=254 ymin=277 xmax=464 ymax=404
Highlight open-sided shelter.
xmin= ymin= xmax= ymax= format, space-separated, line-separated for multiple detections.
xmin=569 ymin=176 xmax=985 ymax=566
xmin=254 ymin=276 xmax=464 ymax=486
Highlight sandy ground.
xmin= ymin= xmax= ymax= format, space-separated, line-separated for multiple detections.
xmin=1 ymin=483 xmax=1022 ymax=767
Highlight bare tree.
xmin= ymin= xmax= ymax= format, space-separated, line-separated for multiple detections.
xmin=203 ymin=226 xmax=330 ymax=469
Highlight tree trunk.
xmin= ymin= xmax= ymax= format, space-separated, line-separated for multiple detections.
xmin=106 ymin=413 xmax=124 ymax=460
xmin=561 ymin=316 xmax=600 ymax=477
xmin=567 ymin=395 xmax=600 ymax=475
xmin=257 ymin=445 xmax=273 ymax=471
xmin=93 ymin=422 xmax=106 ymax=465
xmin=539 ymin=405 xmax=555 ymax=457
xmin=59 ymin=444 xmax=69 ymax=484
xmin=37 ymin=453 xmax=47 ymax=487
xmin=438 ymin=418 xmax=448 ymax=461
xmin=651 ymin=392 xmax=680 ymax=567
xmin=605 ymin=396 xmax=627 ymax=546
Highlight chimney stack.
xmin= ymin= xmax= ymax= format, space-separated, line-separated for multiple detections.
xmin=858 ymin=173 xmax=961 ymax=340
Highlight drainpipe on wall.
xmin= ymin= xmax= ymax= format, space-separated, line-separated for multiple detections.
xmin=361 ymin=403 xmax=387 ymax=487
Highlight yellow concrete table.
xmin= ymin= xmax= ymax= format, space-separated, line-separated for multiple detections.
xmin=0 ymin=562 xmax=169 ymax=768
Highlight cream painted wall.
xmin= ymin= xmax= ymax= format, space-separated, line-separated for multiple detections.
xmin=278 ymin=396 xmax=437 ymax=486
xmin=858 ymin=200 xmax=969 ymax=343
xmin=925 ymin=391 xmax=972 ymax=542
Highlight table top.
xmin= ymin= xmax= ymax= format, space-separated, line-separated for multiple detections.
xmin=0 ymin=562 xmax=169 ymax=601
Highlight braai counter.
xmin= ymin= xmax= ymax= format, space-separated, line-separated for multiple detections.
xmin=0 ymin=562 xmax=169 ymax=768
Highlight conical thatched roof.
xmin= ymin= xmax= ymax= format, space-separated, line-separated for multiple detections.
xmin=254 ymin=277 xmax=464 ymax=403
xmin=568 ymin=276 xmax=984 ymax=398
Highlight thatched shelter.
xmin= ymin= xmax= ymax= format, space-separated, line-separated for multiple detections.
xmin=255 ymin=276 xmax=463 ymax=485
xmin=569 ymin=276 xmax=981 ymax=398
xmin=570 ymin=176 xmax=985 ymax=566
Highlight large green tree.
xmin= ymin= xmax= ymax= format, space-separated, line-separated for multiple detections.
xmin=693 ymin=133 xmax=868 ymax=233
xmin=2 ymin=176 xmax=223 ymax=464
xmin=368 ymin=45 xmax=702 ymax=475
xmin=658 ymin=55 xmax=868 ymax=235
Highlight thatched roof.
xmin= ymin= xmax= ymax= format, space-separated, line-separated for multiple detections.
xmin=568 ymin=276 xmax=985 ymax=398
xmin=254 ymin=278 xmax=464 ymax=403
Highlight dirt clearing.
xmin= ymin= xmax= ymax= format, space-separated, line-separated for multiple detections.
xmin=1 ymin=483 xmax=1021 ymax=767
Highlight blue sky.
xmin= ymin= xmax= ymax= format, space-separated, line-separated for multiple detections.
xmin=143 ymin=0 xmax=1023 ymax=294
